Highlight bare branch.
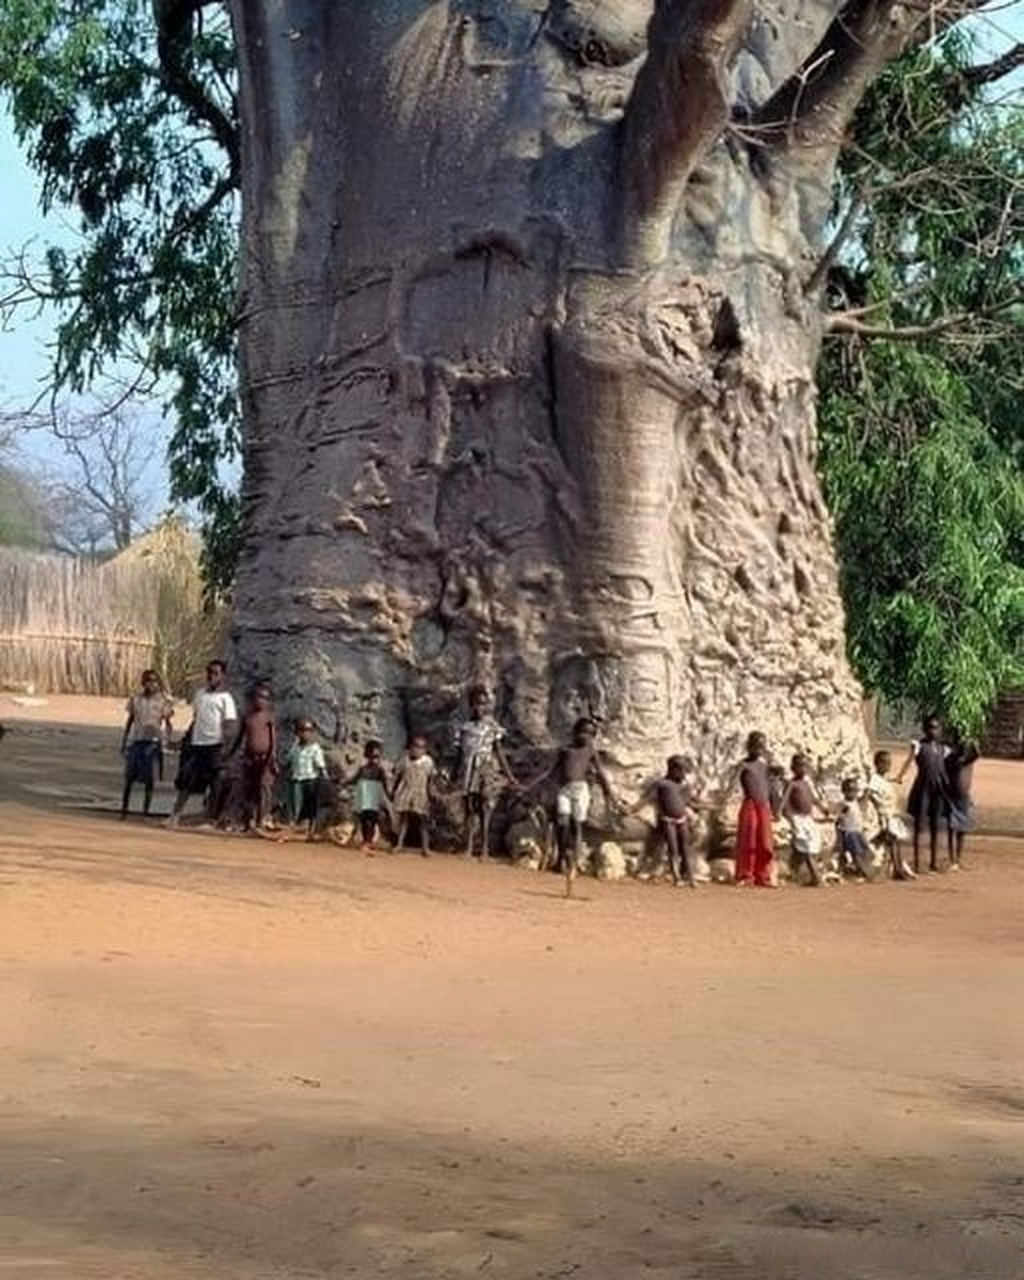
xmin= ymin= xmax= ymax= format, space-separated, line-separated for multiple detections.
xmin=619 ymin=0 xmax=754 ymax=266
xmin=958 ymin=40 xmax=1024 ymax=90
xmin=825 ymin=294 xmax=1023 ymax=339
xmin=153 ymin=0 xmax=240 ymax=178
xmin=753 ymin=0 xmax=1000 ymax=156
xmin=805 ymin=182 xmax=870 ymax=294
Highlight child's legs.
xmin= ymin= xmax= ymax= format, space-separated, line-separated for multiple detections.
xmin=754 ymin=804 xmax=775 ymax=885
xmin=462 ymin=794 xmax=480 ymax=854
xmin=480 ymin=798 xmax=494 ymax=858
xmin=662 ymin=821 xmax=685 ymax=884
xmin=735 ymin=800 xmax=756 ymax=882
xmin=121 ymin=775 xmax=133 ymax=817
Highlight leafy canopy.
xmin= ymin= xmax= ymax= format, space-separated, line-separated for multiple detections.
xmin=0 ymin=0 xmax=239 ymax=594
xmin=819 ymin=31 xmax=1024 ymax=734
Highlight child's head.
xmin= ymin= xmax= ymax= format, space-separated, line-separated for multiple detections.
xmin=791 ymin=753 xmax=810 ymax=780
xmin=666 ymin=754 xmax=693 ymax=782
xmin=468 ymin=684 xmax=492 ymax=719
xmin=364 ymin=739 xmax=383 ymax=765
xmin=206 ymin=659 xmax=227 ymax=691
xmin=873 ymin=750 xmax=891 ymax=777
xmin=251 ymin=682 xmax=272 ymax=710
xmin=841 ymin=776 xmax=860 ymax=801
xmin=296 ymin=718 xmax=317 ymax=742
xmin=922 ymin=714 xmax=941 ymax=742
xmin=572 ymin=717 xmax=595 ymax=746
xmin=745 ymin=730 xmax=767 ymax=760
xmin=408 ymin=734 xmax=428 ymax=759
xmin=140 ymin=668 xmax=161 ymax=696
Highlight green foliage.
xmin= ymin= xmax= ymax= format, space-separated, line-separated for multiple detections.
xmin=820 ymin=32 xmax=1024 ymax=735
xmin=0 ymin=0 xmax=239 ymax=596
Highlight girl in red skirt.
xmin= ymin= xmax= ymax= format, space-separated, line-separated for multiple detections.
xmin=734 ymin=731 xmax=775 ymax=887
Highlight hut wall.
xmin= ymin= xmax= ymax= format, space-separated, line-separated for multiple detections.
xmin=0 ymin=548 xmax=159 ymax=696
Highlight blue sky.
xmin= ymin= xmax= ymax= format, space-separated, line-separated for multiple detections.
xmin=1 ymin=4 xmax=1022 ymax=449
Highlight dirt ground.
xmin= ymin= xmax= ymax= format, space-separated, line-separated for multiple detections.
xmin=1 ymin=697 xmax=1023 ymax=1279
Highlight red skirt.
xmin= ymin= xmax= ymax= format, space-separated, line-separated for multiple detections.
xmin=735 ymin=798 xmax=775 ymax=886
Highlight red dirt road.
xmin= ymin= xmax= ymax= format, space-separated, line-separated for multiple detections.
xmin=1 ymin=698 xmax=1023 ymax=1279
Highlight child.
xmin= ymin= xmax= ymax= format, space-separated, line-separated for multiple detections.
xmin=120 ymin=669 xmax=173 ymax=819
xmin=233 ymin=683 xmax=278 ymax=832
xmin=732 ymin=731 xmax=775 ymax=888
xmin=350 ymin=740 xmax=391 ymax=853
xmin=835 ymin=778 xmax=875 ymax=881
xmin=167 ymin=660 xmax=238 ymax=829
xmin=285 ymin=719 xmax=327 ymax=839
xmin=391 ymin=734 xmax=436 ymax=856
xmin=865 ymin=750 xmax=913 ymax=880
xmin=453 ymin=684 xmax=518 ymax=859
xmin=946 ymin=732 xmax=980 ymax=871
xmin=652 ymin=755 xmax=700 ymax=888
xmin=781 ymin=753 xmax=831 ymax=887
xmin=528 ymin=717 xmax=615 ymax=897
xmin=896 ymin=715 xmax=951 ymax=874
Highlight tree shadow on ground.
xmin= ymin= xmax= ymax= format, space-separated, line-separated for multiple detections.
xmin=2 ymin=1095 xmax=1022 ymax=1280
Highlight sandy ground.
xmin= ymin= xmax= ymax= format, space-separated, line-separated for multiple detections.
xmin=1 ymin=697 xmax=1023 ymax=1279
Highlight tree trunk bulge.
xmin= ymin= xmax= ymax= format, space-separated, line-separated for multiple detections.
xmin=229 ymin=1 xmax=918 ymax=788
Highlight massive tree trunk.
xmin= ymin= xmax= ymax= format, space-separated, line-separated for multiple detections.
xmin=228 ymin=1 xmax=929 ymax=789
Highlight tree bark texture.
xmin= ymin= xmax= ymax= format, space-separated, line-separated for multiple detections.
xmin=228 ymin=1 xmax=924 ymax=786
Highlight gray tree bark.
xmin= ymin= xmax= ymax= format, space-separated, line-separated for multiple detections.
xmin=227 ymin=1 xmax=941 ymax=789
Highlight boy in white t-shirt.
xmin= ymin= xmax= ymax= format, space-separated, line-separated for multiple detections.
xmin=166 ymin=660 xmax=238 ymax=828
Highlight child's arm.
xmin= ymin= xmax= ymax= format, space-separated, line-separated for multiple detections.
xmin=625 ymin=780 xmax=658 ymax=816
xmin=780 ymin=780 xmax=795 ymax=819
xmin=522 ymin=752 xmax=558 ymax=794
xmin=120 ymin=705 xmax=134 ymax=755
xmin=895 ymin=742 xmax=916 ymax=784
xmin=494 ymin=737 xmax=518 ymax=787
xmin=313 ymin=743 xmax=327 ymax=775
xmin=591 ymin=750 xmax=616 ymax=806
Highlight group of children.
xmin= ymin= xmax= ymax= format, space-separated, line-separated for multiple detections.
xmin=120 ymin=664 xmax=979 ymax=892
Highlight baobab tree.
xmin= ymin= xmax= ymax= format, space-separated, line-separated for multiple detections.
xmin=207 ymin=2 xmax=998 ymax=780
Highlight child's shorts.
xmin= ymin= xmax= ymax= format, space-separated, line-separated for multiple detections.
xmin=556 ymin=781 xmax=591 ymax=823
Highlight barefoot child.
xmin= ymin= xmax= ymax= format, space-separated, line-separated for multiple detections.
xmin=732 ymin=731 xmax=775 ymax=888
xmin=835 ymin=778 xmax=875 ymax=881
xmin=896 ymin=715 xmax=951 ymax=874
xmin=350 ymin=740 xmax=391 ymax=853
xmin=453 ymin=685 xmax=517 ymax=859
xmin=653 ymin=754 xmax=700 ymax=888
xmin=865 ymin=750 xmax=913 ymax=880
xmin=285 ymin=719 xmax=327 ymax=839
xmin=167 ymin=661 xmax=237 ymax=828
xmin=528 ymin=717 xmax=615 ymax=897
xmin=391 ymin=735 xmax=436 ymax=856
xmin=946 ymin=732 xmax=979 ymax=871
xmin=781 ymin=753 xmax=831 ymax=887
xmin=120 ymin=669 xmax=173 ymax=819
xmin=234 ymin=683 xmax=278 ymax=832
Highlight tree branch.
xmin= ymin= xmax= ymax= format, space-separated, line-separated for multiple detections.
xmin=619 ymin=0 xmax=754 ymax=266
xmin=153 ymin=0 xmax=240 ymax=178
xmin=958 ymin=40 xmax=1024 ymax=90
xmin=753 ymin=0 xmax=998 ymax=155
xmin=825 ymin=294 xmax=1022 ymax=339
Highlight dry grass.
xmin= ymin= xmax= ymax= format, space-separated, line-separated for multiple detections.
xmin=0 ymin=516 xmax=221 ymax=698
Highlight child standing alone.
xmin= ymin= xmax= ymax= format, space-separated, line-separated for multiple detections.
xmin=120 ymin=669 xmax=173 ymax=819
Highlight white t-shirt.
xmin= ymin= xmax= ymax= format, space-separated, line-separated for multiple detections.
xmin=190 ymin=688 xmax=238 ymax=746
